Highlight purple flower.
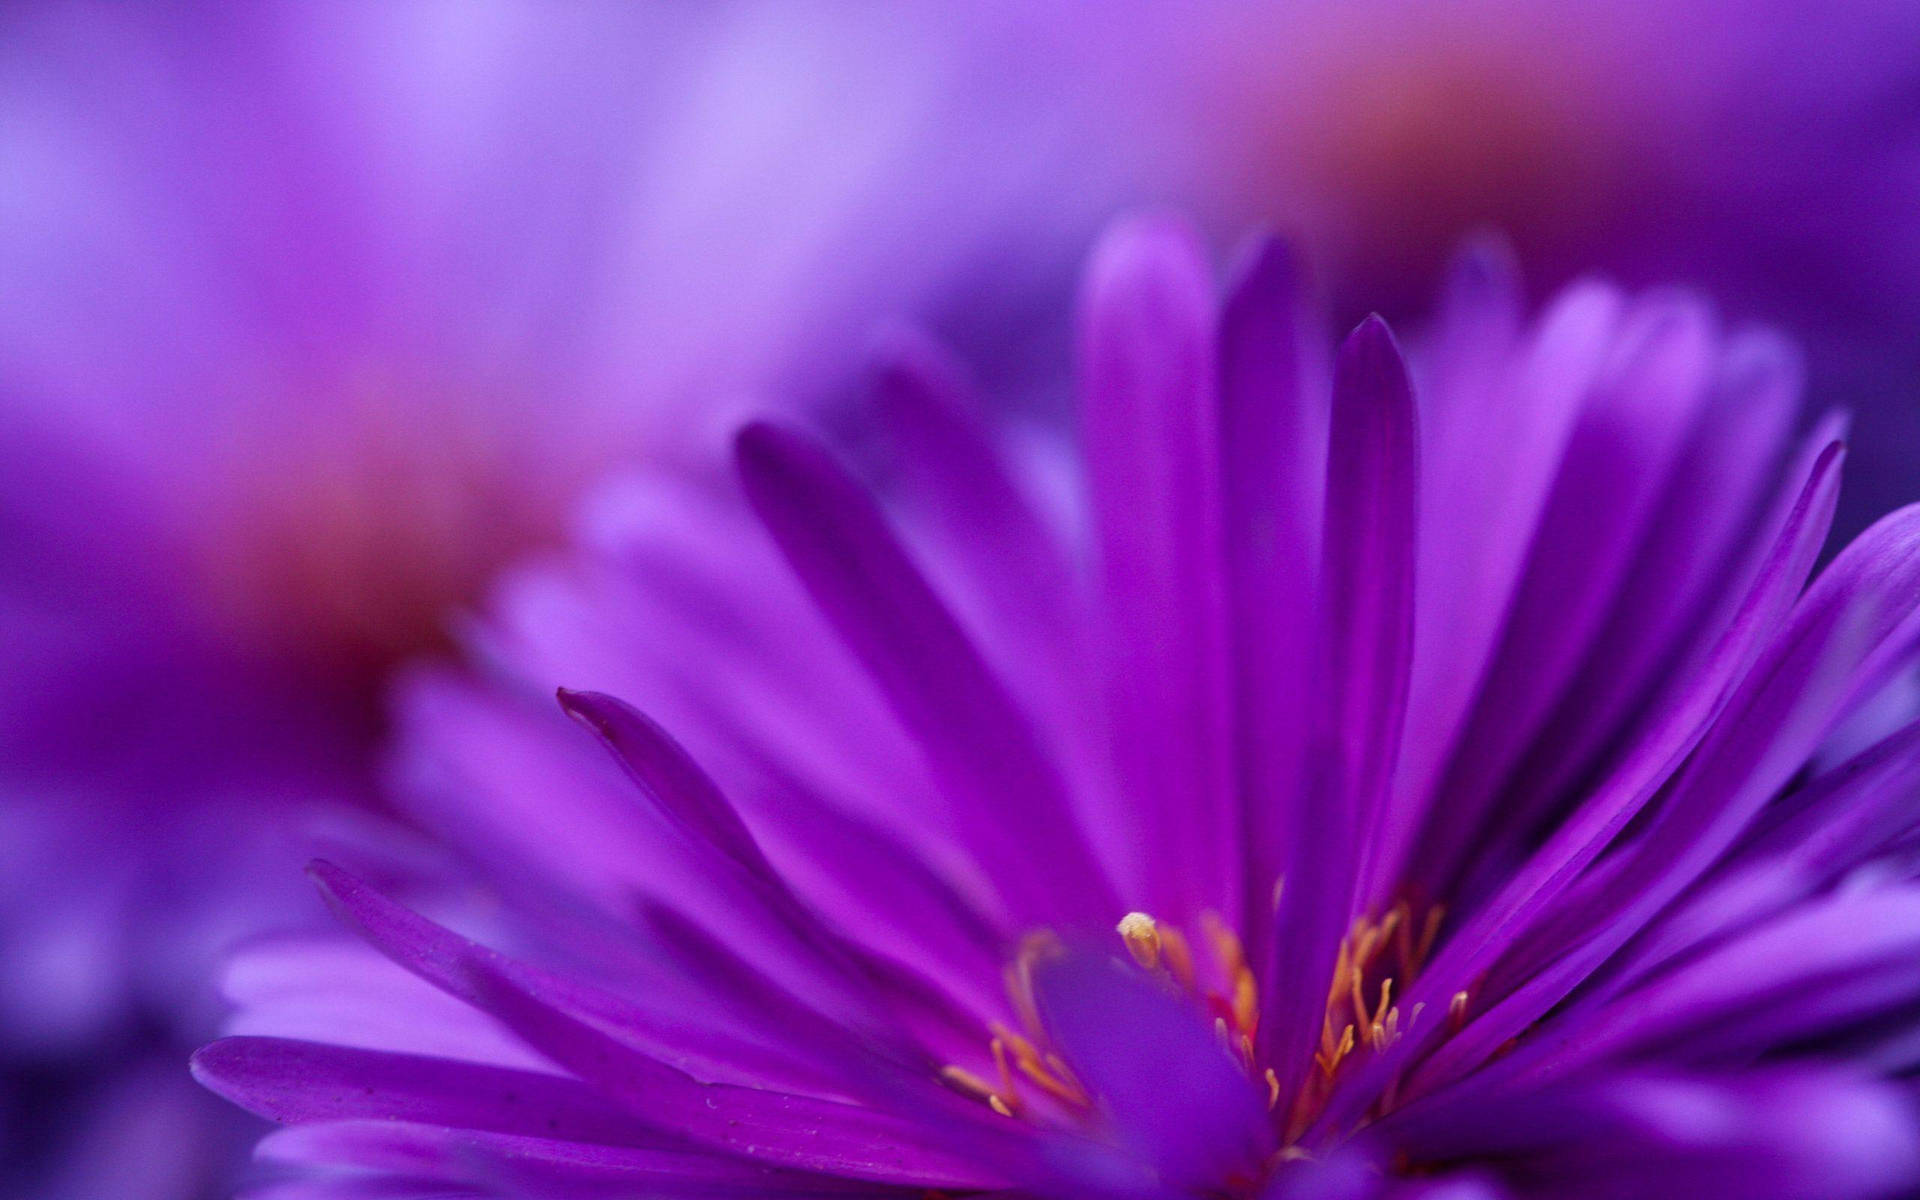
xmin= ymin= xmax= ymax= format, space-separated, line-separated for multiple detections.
xmin=1 ymin=4 xmax=1141 ymax=1194
xmin=199 ymin=216 xmax=1920 ymax=1198
xmin=1134 ymin=0 xmax=1920 ymax=534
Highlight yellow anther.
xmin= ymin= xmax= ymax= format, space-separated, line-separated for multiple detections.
xmin=940 ymin=1064 xmax=998 ymax=1102
xmin=988 ymin=1094 xmax=1015 ymax=1118
xmin=1004 ymin=929 xmax=1062 ymax=1035
xmin=992 ymin=1023 xmax=1089 ymax=1109
xmin=1449 ymin=990 xmax=1470 ymax=1030
xmin=1201 ymin=910 xmax=1249 ymax=979
xmin=1160 ymin=922 xmax=1196 ymax=991
xmin=991 ymin=1037 xmax=1016 ymax=1101
xmin=1116 ymin=912 xmax=1162 ymax=970
xmin=1232 ymin=966 xmax=1260 ymax=1036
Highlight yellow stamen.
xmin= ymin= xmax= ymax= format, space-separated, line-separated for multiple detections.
xmin=1160 ymin=923 xmax=1196 ymax=991
xmin=992 ymin=1022 xmax=1090 ymax=1108
xmin=940 ymin=1064 xmax=997 ymax=1102
xmin=1116 ymin=911 xmax=1162 ymax=970
xmin=1232 ymin=966 xmax=1260 ymax=1036
xmin=991 ymin=1037 xmax=1017 ymax=1106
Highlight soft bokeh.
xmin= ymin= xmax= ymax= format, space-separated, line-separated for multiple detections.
xmin=0 ymin=4 xmax=1159 ymax=1195
xmin=1139 ymin=0 xmax=1920 ymax=533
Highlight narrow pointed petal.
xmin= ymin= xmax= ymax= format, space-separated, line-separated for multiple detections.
xmin=736 ymin=419 xmax=1111 ymax=922
xmin=1423 ymin=297 xmax=1719 ymax=892
xmin=191 ymin=1037 xmax=654 ymax=1145
xmin=1503 ymin=330 xmax=1802 ymax=834
xmin=1269 ymin=315 xmax=1418 ymax=1100
xmin=1414 ymin=488 xmax=1920 ymax=1097
xmin=1562 ymin=886 xmax=1920 ymax=1070
xmin=459 ymin=956 xmax=1014 ymax=1189
xmin=866 ymin=326 xmax=1085 ymax=696
xmin=1217 ymin=235 xmax=1325 ymax=940
xmin=1078 ymin=213 xmax=1236 ymax=917
xmin=1321 ymin=441 xmax=1841 ymax=1134
xmin=558 ymin=688 xmax=779 ymax=885
xmin=1395 ymin=279 xmax=1621 ymax=842
xmin=254 ymin=1120 xmax=872 ymax=1195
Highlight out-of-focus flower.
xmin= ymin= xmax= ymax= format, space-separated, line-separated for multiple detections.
xmin=1136 ymin=0 xmax=1920 ymax=532
xmin=0 ymin=3 xmax=1148 ymax=1194
xmin=200 ymin=216 xmax=1920 ymax=1198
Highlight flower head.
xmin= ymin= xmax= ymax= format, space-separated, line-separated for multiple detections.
xmin=1133 ymin=0 xmax=1920 ymax=534
xmin=201 ymin=216 xmax=1920 ymax=1198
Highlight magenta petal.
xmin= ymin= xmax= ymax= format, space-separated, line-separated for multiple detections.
xmin=1218 ymin=234 xmax=1325 ymax=946
xmin=1270 ymin=314 xmax=1418 ymax=1103
xmin=1077 ymin=213 xmax=1237 ymax=919
xmin=1034 ymin=950 xmax=1272 ymax=1192
xmin=557 ymin=688 xmax=781 ymax=886
xmin=458 ymin=956 xmax=1014 ymax=1189
xmin=865 ymin=325 xmax=1085 ymax=707
xmin=1322 ymin=439 xmax=1842 ymax=1134
xmin=736 ymin=419 xmax=1113 ymax=924
xmin=191 ymin=1037 xmax=655 ymax=1145
xmin=1413 ymin=475 xmax=1920 ymax=1098
xmin=253 ymin=1119 xmax=869 ymax=1194
xmin=1424 ymin=297 xmax=1720 ymax=891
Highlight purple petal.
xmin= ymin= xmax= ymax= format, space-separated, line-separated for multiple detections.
xmin=253 ymin=1119 xmax=871 ymax=1195
xmin=1077 ymin=213 xmax=1237 ymax=918
xmin=1394 ymin=279 xmax=1621 ymax=853
xmin=1507 ymin=329 xmax=1801 ymax=828
xmin=1034 ymin=950 xmax=1272 ymax=1191
xmin=458 ymin=955 xmax=1015 ymax=1189
xmin=864 ymin=325 xmax=1087 ymax=720
xmin=1422 ymin=296 xmax=1720 ymax=892
xmin=1568 ymin=885 xmax=1920 ymax=1069
xmin=1269 ymin=315 xmax=1418 ymax=1101
xmin=1390 ymin=1071 xmax=1920 ymax=1200
xmin=1217 ymin=234 xmax=1325 ymax=945
xmin=557 ymin=688 xmax=778 ymax=886
xmin=1415 ymin=482 xmax=1920 ymax=1097
xmin=1320 ymin=438 xmax=1841 ymax=1135
xmin=735 ymin=419 xmax=1112 ymax=923
xmin=191 ymin=1037 xmax=655 ymax=1145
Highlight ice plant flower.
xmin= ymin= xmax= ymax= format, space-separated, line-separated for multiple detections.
xmin=1 ymin=3 xmax=1143 ymax=1194
xmin=201 ymin=217 xmax=1920 ymax=1198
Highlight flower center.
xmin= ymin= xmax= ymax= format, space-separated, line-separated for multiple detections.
xmin=940 ymin=902 xmax=1461 ymax=1146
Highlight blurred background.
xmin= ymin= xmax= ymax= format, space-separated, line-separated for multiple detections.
xmin=2 ymin=2 xmax=1918 ymax=1196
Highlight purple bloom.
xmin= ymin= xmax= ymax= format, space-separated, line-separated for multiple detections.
xmin=1135 ymin=0 xmax=1920 ymax=534
xmin=200 ymin=216 xmax=1920 ymax=1199
xmin=1 ymin=4 xmax=1141 ymax=1194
